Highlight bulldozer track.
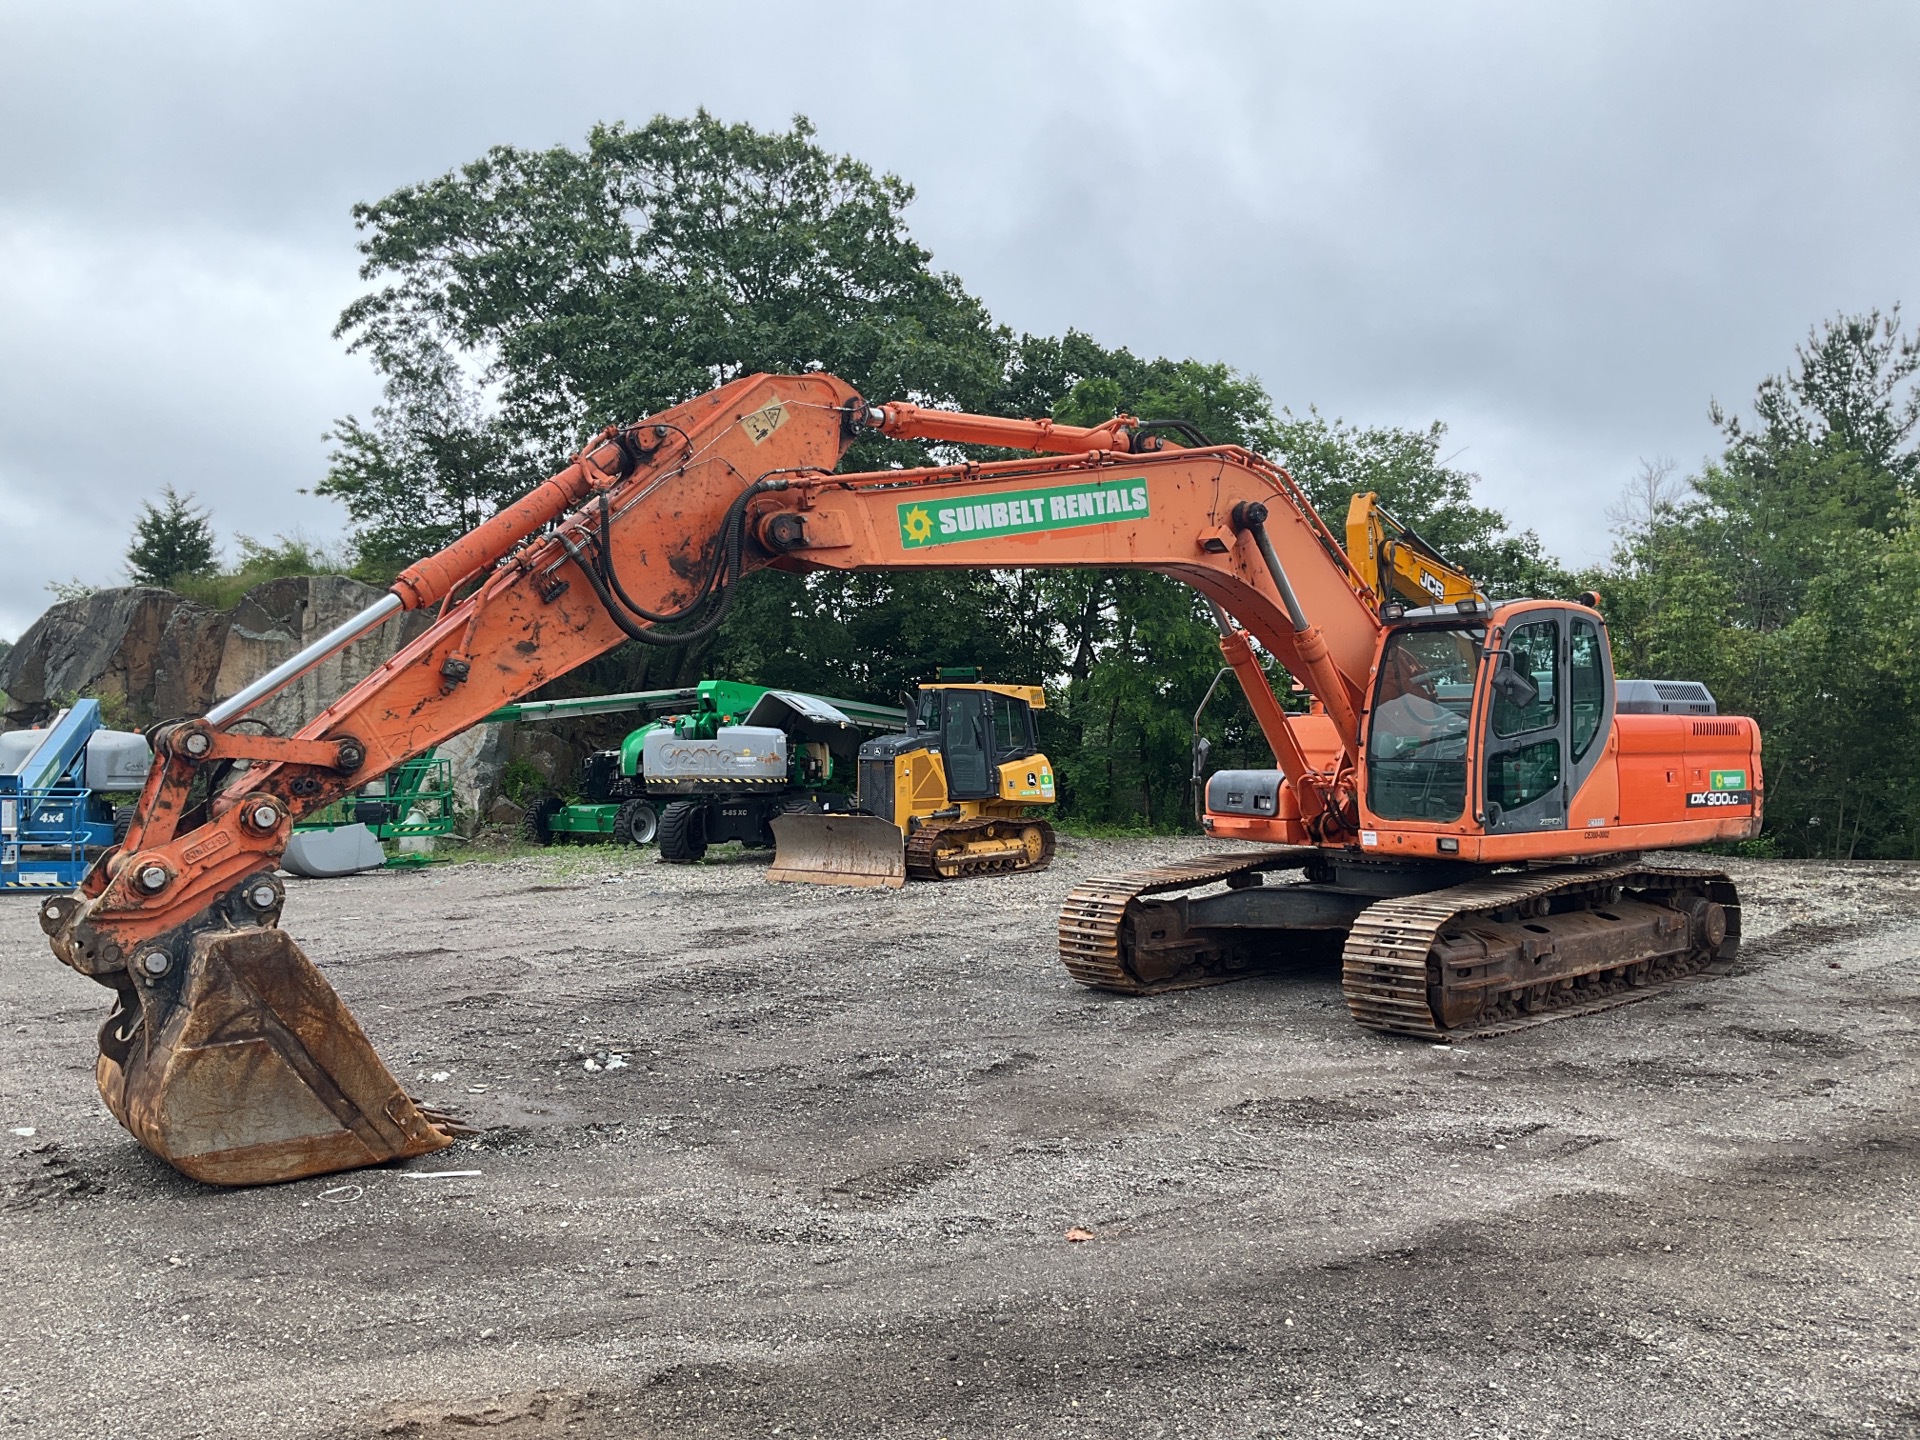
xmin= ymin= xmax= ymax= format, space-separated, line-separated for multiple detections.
xmin=1056 ymin=849 xmax=1319 ymax=993
xmin=1341 ymin=863 xmax=1741 ymax=1039
xmin=905 ymin=817 xmax=1058 ymax=881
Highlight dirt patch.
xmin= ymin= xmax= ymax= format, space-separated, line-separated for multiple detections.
xmin=376 ymin=1390 xmax=593 ymax=1436
xmin=4 ymin=1140 xmax=105 ymax=1210
xmin=818 ymin=1154 xmax=970 ymax=1210
xmin=1719 ymin=1024 xmax=1864 ymax=1058
xmin=1219 ymin=1094 xmax=1390 ymax=1126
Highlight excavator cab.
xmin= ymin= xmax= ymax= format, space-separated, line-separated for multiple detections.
xmin=1360 ymin=599 xmax=1683 ymax=844
xmin=1212 ymin=594 xmax=1757 ymax=856
xmin=767 ymin=681 xmax=1055 ymax=887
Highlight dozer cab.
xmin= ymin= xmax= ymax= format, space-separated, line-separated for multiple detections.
xmin=768 ymin=679 xmax=1056 ymax=887
xmin=40 ymin=370 xmax=1762 ymax=1188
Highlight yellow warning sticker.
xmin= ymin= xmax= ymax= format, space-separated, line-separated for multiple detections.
xmin=741 ymin=401 xmax=789 ymax=445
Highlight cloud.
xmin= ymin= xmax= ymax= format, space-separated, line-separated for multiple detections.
xmin=2 ymin=0 xmax=1917 ymax=637
xmin=0 ymin=214 xmax=375 ymax=628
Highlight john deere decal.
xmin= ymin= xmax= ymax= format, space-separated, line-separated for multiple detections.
xmin=898 ymin=478 xmax=1150 ymax=549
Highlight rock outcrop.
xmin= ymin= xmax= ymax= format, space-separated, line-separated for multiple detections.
xmin=0 ymin=580 xmax=510 ymax=818
xmin=1 ymin=588 xmax=197 ymax=726
xmin=201 ymin=576 xmax=437 ymax=739
xmin=0 ymin=579 xmax=442 ymax=732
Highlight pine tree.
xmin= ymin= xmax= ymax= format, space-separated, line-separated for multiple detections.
xmin=125 ymin=487 xmax=218 ymax=588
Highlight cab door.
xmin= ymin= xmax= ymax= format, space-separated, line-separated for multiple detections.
xmin=939 ymin=690 xmax=995 ymax=799
xmin=1477 ymin=607 xmax=1617 ymax=834
xmin=1481 ymin=612 xmax=1568 ymax=833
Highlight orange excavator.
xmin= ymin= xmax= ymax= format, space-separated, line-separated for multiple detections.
xmin=39 ymin=372 xmax=1762 ymax=1186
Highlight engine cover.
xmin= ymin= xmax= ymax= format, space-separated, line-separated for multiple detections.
xmin=642 ymin=725 xmax=788 ymax=785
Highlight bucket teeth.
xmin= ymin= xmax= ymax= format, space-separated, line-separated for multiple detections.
xmin=99 ymin=927 xmax=452 ymax=1186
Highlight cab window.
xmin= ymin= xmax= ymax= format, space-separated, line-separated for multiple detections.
xmin=991 ymin=695 xmax=1033 ymax=758
xmin=1491 ymin=621 xmax=1559 ymax=737
xmin=1570 ymin=620 xmax=1605 ymax=761
xmin=1487 ymin=738 xmax=1562 ymax=810
xmin=1366 ymin=627 xmax=1479 ymax=821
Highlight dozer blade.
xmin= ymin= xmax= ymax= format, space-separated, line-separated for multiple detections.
xmin=98 ymin=927 xmax=453 ymax=1186
xmin=767 ymin=813 xmax=906 ymax=889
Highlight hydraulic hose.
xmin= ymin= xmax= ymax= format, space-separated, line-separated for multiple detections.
xmin=594 ymin=493 xmax=726 ymax=624
xmin=570 ymin=530 xmax=737 ymax=649
xmin=575 ymin=477 xmax=781 ymax=648
xmin=1132 ymin=419 xmax=1215 ymax=449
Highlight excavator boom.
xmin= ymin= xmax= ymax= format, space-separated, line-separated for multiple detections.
xmin=42 ymin=375 xmax=871 ymax=1183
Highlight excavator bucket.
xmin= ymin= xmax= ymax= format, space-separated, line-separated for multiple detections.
xmin=99 ymin=927 xmax=454 ymax=1186
xmin=767 ymin=813 xmax=906 ymax=888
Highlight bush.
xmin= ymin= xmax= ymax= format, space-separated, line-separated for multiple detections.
xmin=171 ymin=534 xmax=357 ymax=611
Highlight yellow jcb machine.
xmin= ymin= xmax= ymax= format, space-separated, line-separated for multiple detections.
xmin=768 ymin=679 xmax=1056 ymax=887
xmin=1346 ymin=492 xmax=1485 ymax=611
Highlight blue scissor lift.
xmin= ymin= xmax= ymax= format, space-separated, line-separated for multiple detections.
xmin=0 ymin=700 xmax=152 ymax=890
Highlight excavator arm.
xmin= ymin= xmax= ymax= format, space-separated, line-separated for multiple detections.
xmin=41 ymin=373 xmax=1384 ymax=1186
xmin=1344 ymin=492 xmax=1484 ymax=611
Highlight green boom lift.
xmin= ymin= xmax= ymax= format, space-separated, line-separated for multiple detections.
xmin=288 ymin=750 xmax=458 ymax=869
xmin=484 ymin=680 xmax=905 ymax=853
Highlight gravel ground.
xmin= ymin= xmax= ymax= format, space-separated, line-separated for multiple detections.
xmin=2 ymin=837 xmax=1917 ymax=1439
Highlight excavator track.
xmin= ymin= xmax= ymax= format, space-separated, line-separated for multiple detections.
xmin=1341 ymin=863 xmax=1740 ymax=1039
xmin=1057 ymin=849 xmax=1319 ymax=993
xmin=905 ymin=817 xmax=1057 ymax=881
xmin=1057 ymin=853 xmax=1740 ymax=1040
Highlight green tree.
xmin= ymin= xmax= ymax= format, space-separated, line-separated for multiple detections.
xmin=981 ymin=333 xmax=1569 ymax=822
xmin=1006 ymin=330 xmax=1282 ymax=446
xmin=319 ymin=111 xmax=1004 ymax=571
xmin=1268 ymin=409 xmax=1570 ymax=599
xmin=318 ymin=343 xmax=539 ymax=576
xmin=1603 ymin=308 xmax=1920 ymax=857
xmin=1007 ymin=337 xmax=1295 ymax=820
xmin=125 ymin=486 xmax=218 ymax=588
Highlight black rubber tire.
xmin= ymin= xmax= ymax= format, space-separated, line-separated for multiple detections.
xmin=657 ymin=800 xmax=708 ymax=863
xmin=616 ymin=799 xmax=660 ymax=847
xmin=522 ymin=794 xmax=564 ymax=847
xmin=112 ymin=805 xmax=135 ymax=846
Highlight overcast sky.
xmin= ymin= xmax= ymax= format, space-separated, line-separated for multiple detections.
xmin=2 ymin=1 xmax=1916 ymax=640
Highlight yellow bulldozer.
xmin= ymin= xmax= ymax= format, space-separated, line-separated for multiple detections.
xmin=768 ymin=679 xmax=1056 ymax=887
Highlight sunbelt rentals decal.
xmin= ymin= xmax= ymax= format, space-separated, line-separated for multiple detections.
xmin=898 ymin=478 xmax=1150 ymax=549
